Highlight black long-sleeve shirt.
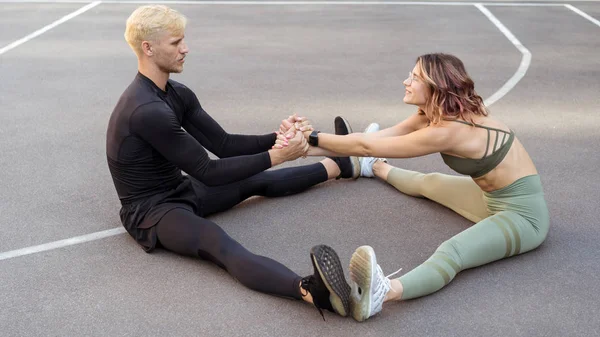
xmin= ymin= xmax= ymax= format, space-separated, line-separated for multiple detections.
xmin=106 ymin=73 xmax=276 ymax=204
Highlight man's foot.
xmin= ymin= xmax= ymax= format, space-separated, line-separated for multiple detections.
xmin=359 ymin=123 xmax=388 ymax=178
xmin=301 ymin=245 xmax=351 ymax=320
xmin=328 ymin=116 xmax=359 ymax=179
xmin=334 ymin=115 xmax=353 ymax=135
xmin=349 ymin=246 xmax=392 ymax=322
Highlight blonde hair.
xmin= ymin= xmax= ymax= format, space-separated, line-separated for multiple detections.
xmin=124 ymin=5 xmax=187 ymax=55
xmin=416 ymin=53 xmax=488 ymax=125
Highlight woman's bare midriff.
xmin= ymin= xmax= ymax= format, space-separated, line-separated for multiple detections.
xmin=473 ymin=138 xmax=538 ymax=192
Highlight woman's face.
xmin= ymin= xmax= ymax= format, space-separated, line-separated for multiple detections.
xmin=403 ymin=64 xmax=430 ymax=108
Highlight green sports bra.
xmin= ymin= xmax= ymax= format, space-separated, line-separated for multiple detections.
xmin=440 ymin=119 xmax=514 ymax=178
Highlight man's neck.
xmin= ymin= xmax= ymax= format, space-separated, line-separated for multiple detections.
xmin=138 ymin=61 xmax=169 ymax=91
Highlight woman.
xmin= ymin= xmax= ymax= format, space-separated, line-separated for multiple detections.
xmin=278 ymin=53 xmax=550 ymax=321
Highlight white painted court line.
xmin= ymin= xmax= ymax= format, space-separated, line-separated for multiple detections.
xmin=565 ymin=4 xmax=600 ymax=27
xmin=475 ymin=4 xmax=531 ymax=107
xmin=0 ymin=227 xmax=126 ymax=261
xmin=0 ymin=1 xmax=101 ymax=56
xmin=0 ymin=0 xmax=567 ymax=6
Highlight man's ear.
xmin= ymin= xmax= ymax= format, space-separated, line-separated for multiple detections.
xmin=142 ymin=41 xmax=153 ymax=56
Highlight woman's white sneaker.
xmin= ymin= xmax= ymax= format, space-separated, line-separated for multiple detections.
xmin=349 ymin=246 xmax=390 ymax=321
xmin=363 ymin=122 xmax=380 ymax=134
xmin=359 ymin=123 xmax=387 ymax=178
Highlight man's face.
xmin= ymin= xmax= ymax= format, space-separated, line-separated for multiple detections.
xmin=151 ymin=31 xmax=189 ymax=74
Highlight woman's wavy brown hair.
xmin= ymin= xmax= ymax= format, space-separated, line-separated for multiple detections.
xmin=416 ymin=53 xmax=488 ymax=125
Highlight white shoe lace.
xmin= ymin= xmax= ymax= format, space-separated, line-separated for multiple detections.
xmin=360 ymin=157 xmax=388 ymax=178
xmin=386 ymin=267 xmax=403 ymax=279
xmin=360 ymin=157 xmax=377 ymax=177
xmin=369 ymin=265 xmax=402 ymax=317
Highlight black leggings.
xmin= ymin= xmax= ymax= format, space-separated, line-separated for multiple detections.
xmin=155 ymin=163 xmax=328 ymax=299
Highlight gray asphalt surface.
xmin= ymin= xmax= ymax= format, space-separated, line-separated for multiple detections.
xmin=1 ymin=1 xmax=599 ymax=336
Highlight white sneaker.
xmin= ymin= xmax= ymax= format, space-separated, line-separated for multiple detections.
xmin=359 ymin=123 xmax=387 ymax=178
xmin=349 ymin=246 xmax=402 ymax=322
xmin=363 ymin=122 xmax=380 ymax=134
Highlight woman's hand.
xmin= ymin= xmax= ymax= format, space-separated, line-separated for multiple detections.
xmin=277 ymin=114 xmax=314 ymax=135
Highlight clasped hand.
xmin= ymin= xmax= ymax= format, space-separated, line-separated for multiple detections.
xmin=271 ymin=114 xmax=315 ymax=159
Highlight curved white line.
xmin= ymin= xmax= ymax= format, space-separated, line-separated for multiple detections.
xmin=475 ymin=4 xmax=532 ymax=107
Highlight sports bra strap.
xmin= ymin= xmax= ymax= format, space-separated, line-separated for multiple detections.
xmin=446 ymin=119 xmax=512 ymax=158
xmin=446 ymin=119 xmax=512 ymax=134
xmin=492 ymin=129 xmax=506 ymax=153
xmin=447 ymin=119 xmax=472 ymax=126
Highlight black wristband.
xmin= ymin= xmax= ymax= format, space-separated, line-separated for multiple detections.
xmin=308 ymin=130 xmax=320 ymax=146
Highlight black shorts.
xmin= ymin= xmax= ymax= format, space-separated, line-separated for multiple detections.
xmin=119 ymin=163 xmax=328 ymax=252
xmin=119 ymin=177 xmax=200 ymax=252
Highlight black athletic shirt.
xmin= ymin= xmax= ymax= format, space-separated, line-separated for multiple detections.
xmin=106 ymin=72 xmax=277 ymax=206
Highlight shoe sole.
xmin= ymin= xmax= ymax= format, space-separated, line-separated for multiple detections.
xmin=335 ymin=116 xmax=360 ymax=179
xmin=310 ymin=245 xmax=351 ymax=317
xmin=349 ymin=245 xmax=377 ymax=322
xmin=349 ymin=156 xmax=360 ymax=179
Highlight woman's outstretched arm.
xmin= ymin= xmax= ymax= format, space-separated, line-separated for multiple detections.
xmin=316 ymin=125 xmax=453 ymax=159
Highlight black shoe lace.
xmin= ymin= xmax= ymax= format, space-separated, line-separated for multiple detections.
xmin=300 ymin=275 xmax=327 ymax=321
xmin=327 ymin=156 xmax=347 ymax=180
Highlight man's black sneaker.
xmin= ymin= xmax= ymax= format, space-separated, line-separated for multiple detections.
xmin=301 ymin=245 xmax=351 ymax=320
xmin=334 ymin=115 xmax=353 ymax=135
xmin=328 ymin=116 xmax=360 ymax=179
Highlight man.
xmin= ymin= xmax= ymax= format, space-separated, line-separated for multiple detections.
xmin=106 ymin=4 xmax=358 ymax=319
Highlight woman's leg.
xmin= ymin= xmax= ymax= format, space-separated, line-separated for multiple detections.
xmin=374 ymin=162 xmax=489 ymax=223
xmin=396 ymin=210 xmax=547 ymax=300
xmin=349 ymin=210 xmax=547 ymax=321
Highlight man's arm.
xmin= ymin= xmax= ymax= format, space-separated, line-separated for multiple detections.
xmin=131 ymin=102 xmax=273 ymax=186
xmin=181 ymin=89 xmax=276 ymax=157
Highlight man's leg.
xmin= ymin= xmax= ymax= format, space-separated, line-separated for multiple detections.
xmin=196 ymin=117 xmax=359 ymax=216
xmin=156 ymin=208 xmax=303 ymax=298
xmin=155 ymin=208 xmax=352 ymax=317
xmin=196 ymin=162 xmax=329 ymax=216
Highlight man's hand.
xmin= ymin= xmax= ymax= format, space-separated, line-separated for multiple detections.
xmin=269 ymin=129 xmax=309 ymax=165
xmin=280 ymin=130 xmax=309 ymax=161
xmin=273 ymin=130 xmax=294 ymax=150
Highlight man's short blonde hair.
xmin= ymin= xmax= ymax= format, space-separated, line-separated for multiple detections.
xmin=124 ymin=5 xmax=187 ymax=55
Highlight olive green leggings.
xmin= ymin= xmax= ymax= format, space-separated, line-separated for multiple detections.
xmin=385 ymin=169 xmax=550 ymax=300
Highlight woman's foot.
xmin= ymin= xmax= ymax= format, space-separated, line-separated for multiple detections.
xmin=301 ymin=245 xmax=351 ymax=319
xmin=359 ymin=123 xmax=388 ymax=178
xmin=349 ymin=246 xmax=399 ymax=322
